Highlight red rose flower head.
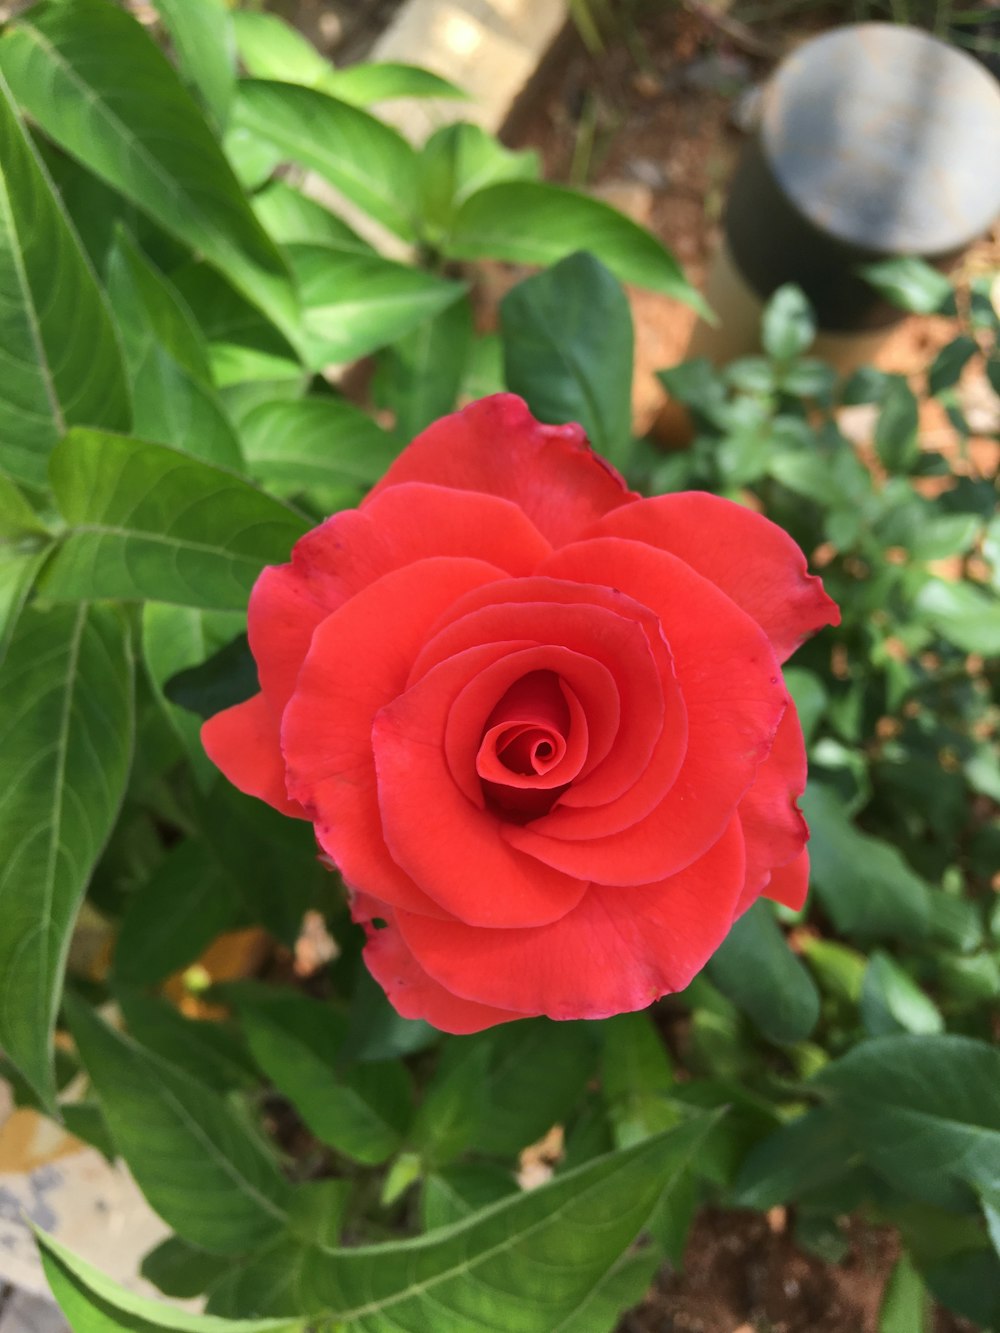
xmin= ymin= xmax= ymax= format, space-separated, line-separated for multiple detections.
xmin=203 ymin=394 xmax=839 ymax=1033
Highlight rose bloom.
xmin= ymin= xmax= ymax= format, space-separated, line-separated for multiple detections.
xmin=204 ymin=395 xmax=838 ymax=1033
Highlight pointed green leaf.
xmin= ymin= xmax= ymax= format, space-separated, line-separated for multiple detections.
xmin=879 ymin=1252 xmax=932 ymax=1333
xmin=500 ymin=252 xmax=634 ymax=468
xmin=0 ymin=603 xmax=133 ymax=1104
xmin=239 ymin=396 xmax=400 ymax=506
xmin=252 ymin=179 xmax=373 ymax=251
xmin=0 ymin=1 xmax=296 ymax=338
xmin=817 ymin=1035 xmax=1000 ymax=1212
xmin=446 ymin=180 xmax=705 ymax=309
xmin=324 ymin=62 xmax=466 ymax=106
xmin=0 ymin=71 xmax=129 ymax=488
xmin=67 ymin=994 xmax=293 ymax=1254
xmin=231 ymin=11 xmax=333 ymax=88
xmin=0 ymin=543 xmax=50 ymax=661
xmin=231 ymin=80 xmax=419 ymax=240
xmin=600 ymin=1013 xmax=679 ymax=1148
xmin=419 ymin=122 xmax=539 ymax=237
xmin=860 ymin=951 xmax=944 ymax=1037
xmin=708 ymin=900 xmax=820 ymax=1044
xmin=377 ymin=296 xmax=473 ymax=440
xmin=36 ymin=1227 xmax=304 ymax=1332
xmin=153 ymin=0 xmax=236 ymax=131
xmin=301 ymin=1117 xmax=717 ymax=1329
xmin=42 ymin=430 xmax=308 ymax=609
xmin=288 ymin=243 xmax=465 ymax=369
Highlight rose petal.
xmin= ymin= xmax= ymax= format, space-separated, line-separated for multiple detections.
xmin=585 ymin=493 xmax=840 ymax=662
xmin=373 ymin=643 xmax=590 ymax=928
xmin=367 ymin=395 xmax=636 ymax=546
xmin=354 ymin=896 xmax=524 ymax=1033
xmin=395 ymin=818 xmax=746 ymax=1019
xmin=504 ymin=539 xmax=786 ymax=883
xmin=282 ymin=557 xmax=506 ymax=918
xmin=734 ymin=704 xmax=808 ymax=914
xmin=762 ymin=847 xmax=810 ymax=912
xmin=201 ymin=693 xmax=307 ymax=819
xmin=248 ymin=564 xmax=331 ymax=716
xmin=412 ymin=581 xmax=685 ymax=820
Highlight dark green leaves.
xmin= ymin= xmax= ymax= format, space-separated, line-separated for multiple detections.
xmin=501 ymin=253 xmax=634 ymax=467
xmin=42 ymin=430 xmax=308 ymax=609
xmin=0 ymin=1 xmax=295 ymax=336
xmin=68 ymin=995 xmax=293 ymax=1254
xmin=0 ymin=72 xmax=129 ymax=487
xmin=0 ymin=604 xmax=133 ymax=1103
xmin=875 ymin=376 xmax=920 ymax=474
xmin=708 ymin=901 xmax=820 ymax=1044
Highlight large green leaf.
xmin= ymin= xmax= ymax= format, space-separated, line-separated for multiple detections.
xmin=0 ymin=72 xmax=129 ymax=488
xmin=501 ymin=252 xmax=634 ymax=468
xmin=238 ymin=395 xmax=400 ymax=507
xmin=323 ymin=63 xmax=466 ymax=107
xmin=708 ymin=900 xmax=820 ymax=1044
xmin=0 ymin=1 xmax=296 ymax=337
xmin=445 ymin=180 xmax=705 ymax=309
xmin=233 ymin=989 xmax=412 ymax=1166
xmin=913 ymin=578 xmax=1000 ymax=655
xmin=298 ymin=1117 xmax=715 ymax=1328
xmin=42 ymin=430 xmax=308 ymax=609
xmin=816 ymin=1035 xmax=1000 ymax=1213
xmin=418 ymin=122 xmax=539 ymax=238
xmin=106 ymin=231 xmax=243 ymax=470
xmin=36 ymin=1227 xmax=304 ymax=1333
xmin=153 ymin=0 xmax=236 ymax=131
xmin=231 ymin=80 xmax=419 ymax=240
xmin=67 ymin=993 xmax=293 ymax=1255
xmin=0 ymin=603 xmax=133 ymax=1104
xmin=600 ymin=1013 xmax=679 ymax=1148
xmin=287 ymin=243 xmax=466 ymax=369
xmin=376 ymin=296 xmax=473 ymax=441
xmin=252 ymin=179 xmax=374 ymax=251
xmin=801 ymin=782 xmax=931 ymax=940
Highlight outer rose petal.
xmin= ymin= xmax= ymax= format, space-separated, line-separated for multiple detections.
xmin=283 ymin=557 xmax=506 ymax=918
xmin=763 ymin=847 xmax=810 ymax=911
xmin=733 ymin=703 xmax=809 ymax=915
xmin=367 ymin=395 xmax=636 ymax=546
xmin=201 ymin=693 xmax=306 ymax=819
xmin=586 ymin=492 xmax=840 ymax=661
xmin=249 ymin=485 xmax=553 ymax=714
xmin=354 ymin=897 xmax=524 ymax=1033
xmin=394 ymin=818 xmax=746 ymax=1020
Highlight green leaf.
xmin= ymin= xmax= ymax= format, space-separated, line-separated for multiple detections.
xmin=0 ymin=543 xmax=50 ymax=661
xmin=300 ymin=1118 xmax=716 ymax=1329
xmin=501 ymin=252 xmax=634 ymax=468
xmin=708 ymin=901 xmax=820 ymax=1044
xmin=233 ymin=989 xmax=412 ymax=1166
xmin=859 ymin=257 xmax=952 ymax=314
xmin=913 ymin=577 xmax=1000 ymax=655
xmin=879 ymin=1252 xmax=932 ymax=1333
xmin=36 ymin=1227 xmax=304 ymax=1332
xmin=761 ymin=284 xmax=815 ymax=361
xmin=733 ymin=1107 xmax=856 ymax=1209
xmin=477 ymin=1020 xmax=596 ymax=1157
xmin=67 ymin=993 xmax=293 ymax=1254
xmin=106 ymin=231 xmax=243 ymax=470
xmin=288 ymin=243 xmax=465 ymax=369
xmin=377 ymin=297 xmax=474 ymax=441
xmin=801 ymin=783 xmax=931 ymax=940
xmin=239 ymin=395 xmax=400 ymax=509
xmin=324 ymin=62 xmax=467 ymax=106
xmin=0 ymin=472 xmax=47 ymax=539
xmin=816 ymin=1034 xmax=1000 ymax=1212
xmin=342 ymin=966 xmax=439 ymax=1063
xmin=141 ymin=1236 xmax=230 ymax=1301
xmin=154 ymin=0 xmax=234 ymax=132
xmin=0 ymin=604 xmax=133 ymax=1104
xmin=252 ymin=179 xmax=373 ymax=251
xmin=0 ymin=1 xmax=296 ymax=339
xmin=113 ymin=838 xmax=243 ymax=986
xmin=231 ymin=11 xmax=337 ymax=88
xmin=783 ymin=667 xmax=827 ymax=744
xmin=875 ymin=376 xmax=920 ymax=474
xmin=446 ymin=181 xmax=705 ymax=310
xmin=421 ymin=1163 xmax=518 ymax=1230
xmin=231 ymin=80 xmax=419 ymax=240
xmin=0 ymin=70 xmax=129 ymax=488
xmin=163 ymin=632 xmax=256 ymax=722
xmin=924 ymin=1246 xmax=1000 ymax=1328
xmin=118 ymin=989 xmax=256 ymax=1095
xmin=419 ymin=122 xmax=539 ymax=238
xmin=43 ymin=430 xmax=308 ymax=609
xmin=142 ymin=603 xmax=245 ymax=787
xmin=600 ymin=1012 xmax=679 ymax=1148
xmin=860 ymin=951 xmax=944 ymax=1037
xmin=409 ymin=1039 xmax=492 ymax=1168
xmin=928 ymin=334 xmax=977 ymax=397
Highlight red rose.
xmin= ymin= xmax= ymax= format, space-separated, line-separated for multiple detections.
xmin=203 ymin=395 xmax=838 ymax=1033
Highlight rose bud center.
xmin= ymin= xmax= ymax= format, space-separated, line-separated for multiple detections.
xmin=475 ymin=669 xmax=587 ymax=822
